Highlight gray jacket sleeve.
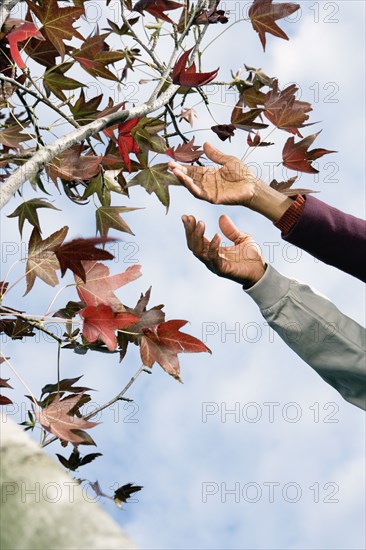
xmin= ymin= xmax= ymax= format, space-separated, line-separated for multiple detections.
xmin=244 ymin=265 xmax=366 ymax=410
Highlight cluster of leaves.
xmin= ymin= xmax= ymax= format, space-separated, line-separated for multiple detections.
xmin=0 ymin=0 xmax=335 ymax=508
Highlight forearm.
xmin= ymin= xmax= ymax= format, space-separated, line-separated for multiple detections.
xmin=244 ymin=265 xmax=366 ymax=410
xmin=247 ymin=179 xmax=294 ymax=222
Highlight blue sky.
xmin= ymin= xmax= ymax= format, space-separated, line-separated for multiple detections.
xmin=1 ymin=1 xmax=365 ymax=549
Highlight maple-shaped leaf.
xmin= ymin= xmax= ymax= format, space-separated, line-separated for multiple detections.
xmin=132 ymin=117 xmax=168 ymax=155
xmin=56 ymin=448 xmax=102 ymax=471
xmin=36 ymin=393 xmax=98 ymax=445
xmin=52 ymin=237 xmax=115 ymax=281
xmin=71 ymin=33 xmax=126 ymax=81
xmin=41 ymin=375 xmax=92 ymax=397
xmin=0 ymin=363 xmax=13 ymax=406
xmin=7 ymin=198 xmax=60 ymax=236
xmin=0 ymin=318 xmax=35 ymax=339
xmin=46 ymin=145 xmax=102 ymax=187
xmin=270 ymin=177 xmax=316 ymax=195
xmin=166 ymin=138 xmax=204 ymax=163
xmin=124 ymin=287 xmax=165 ymax=335
xmin=247 ymin=131 xmax=274 ymax=147
xmin=69 ymin=90 xmax=103 ymax=125
xmin=211 ymin=124 xmax=236 ymax=142
xmin=128 ymin=163 xmax=181 ymax=209
xmin=104 ymin=16 xmax=140 ymax=36
xmin=114 ymin=483 xmax=143 ymax=508
xmin=80 ymin=304 xmax=139 ymax=351
xmin=140 ymin=320 xmax=211 ymax=382
xmin=0 ymin=123 xmax=35 ymax=149
xmin=25 ymin=226 xmax=68 ymax=295
xmin=248 ymin=0 xmax=300 ymax=51
xmin=282 ymin=132 xmax=336 ymax=174
xmin=6 ymin=21 xmax=44 ymax=69
xmin=264 ymin=80 xmax=313 ymax=136
xmin=118 ymin=117 xmax=141 ymax=172
xmin=231 ymin=99 xmax=268 ymax=132
xmin=75 ymin=261 xmax=142 ymax=310
xmin=43 ymin=62 xmax=84 ymax=101
xmin=194 ymin=0 xmax=228 ymax=24
xmin=27 ymin=0 xmax=84 ymax=58
xmin=172 ymin=47 xmax=219 ymax=87
xmin=24 ymin=32 xmax=69 ymax=68
xmin=96 ymin=206 xmax=139 ymax=237
xmin=133 ymin=0 xmax=183 ymax=24
xmin=179 ymin=108 xmax=197 ymax=127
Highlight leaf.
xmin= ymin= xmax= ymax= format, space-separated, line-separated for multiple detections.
xmin=128 ymin=163 xmax=181 ymax=209
xmin=46 ymin=145 xmax=102 ymax=186
xmin=27 ymin=0 xmax=84 ymax=58
xmin=52 ymin=237 xmax=115 ymax=281
xmin=75 ymin=261 xmax=142 ymax=310
xmin=247 ymin=131 xmax=274 ymax=147
xmin=56 ymin=448 xmax=102 ymax=471
xmin=140 ymin=319 xmax=211 ymax=381
xmin=166 ymin=138 xmax=204 ymax=162
xmin=7 ymin=21 xmax=44 ymax=69
xmin=264 ymin=80 xmax=313 ymax=137
xmin=172 ymin=47 xmax=219 ymax=87
xmin=70 ymin=90 xmax=103 ymax=125
xmin=125 ymin=287 xmax=165 ymax=334
xmin=248 ymin=0 xmax=300 ymax=50
xmin=211 ymin=124 xmax=236 ymax=141
xmin=0 ymin=281 xmax=8 ymax=298
xmin=0 ymin=395 xmax=13 ymax=406
xmin=0 ymin=319 xmax=35 ymax=339
xmin=7 ymin=198 xmax=60 ymax=236
xmin=231 ymin=99 xmax=268 ymax=132
xmin=25 ymin=226 xmax=68 ymax=295
xmin=179 ymin=108 xmax=197 ymax=127
xmin=80 ymin=304 xmax=139 ymax=351
xmin=96 ymin=206 xmax=138 ymax=237
xmin=118 ymin=117 xmax=141 ymax=172
xmin=71 ymin=33 xmax=126 ymax=81
xmin=43 ymin=62 xmax=84 ymax=101
xmin=133 ymin=0 xmax=184 ymax=24
xmin=0 ymin=123 xmax=34 ymax=149
xmin=36 ymin=393 xmax=98 ymax=445
xmin=0 ymin=368 xmax=13 ymax=405
xmin=114 ymin=483 xmax=143 ymax=508
xmin=282 ymin=131 xmax=336 ymax=174
xmin=41 ymin=376 xmax=92 ymax=397
xmin=270 ymin=176 xmax=317 ymax=195
xmin=194 ymin=0 xmax=228 ymax=24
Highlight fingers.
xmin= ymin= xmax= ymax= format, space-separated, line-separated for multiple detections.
xmin=182 ymin=215 xmax=210 ymax=261
xmin=218 ymin=214 xmax=248 ymax=245
xmin=203 ymin=142 xmax=234 ymax=165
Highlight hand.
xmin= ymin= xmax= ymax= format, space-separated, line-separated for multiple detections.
xmin=169 ymin=142 xmax=259 ymax=206
xmin=182 ymin=214 xmax=266 ymax=287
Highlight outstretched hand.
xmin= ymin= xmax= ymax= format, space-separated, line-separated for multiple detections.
xmin=182 ymin=214 xmax=266 ymax=288
xmin=169 ymin=142 xmax=260 ymax=206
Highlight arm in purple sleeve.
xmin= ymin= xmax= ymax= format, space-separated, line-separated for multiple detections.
xmin=276 ymin=195 xmax=366 ymax=282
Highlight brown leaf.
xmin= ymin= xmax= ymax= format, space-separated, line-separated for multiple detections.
xmin=282 ymin=131 xmax=336 ymax=173
xmin=248 ymin=0 xmax=300 ymax=51
xmin=52 ymin=237 xmax=115 ymax=281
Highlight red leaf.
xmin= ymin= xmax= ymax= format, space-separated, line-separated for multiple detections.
xmin=211 ymin=124 xmax=236 ymax=142
xmin=140 ymin=320 xmax=211 ymax=381
xmin=166 ymin=138 xmax=204 ymax=162
xmin=36 ymin=393 xmax=97 ymax=444
xmin=172 ymin=47 xmax=219 ymax=88
xmin=76 ymin=261 xmax=142 ymax=311
xmin=248 ymin=0 xmax=300 ymax=51
xmin=118 ymin=117 xmax=141 ymax=172
xmin=7 ymin=21 xmax=44 ymax=69
xmin=282 ymin=132 xmax=336 ymax=173
xmin=80 ymin=304 xmax=139 ymax=351
xmin=52 ymin=237 xmax=115 ymax=281
xmin=133 ymin=0 xmax=183 ymax=24
xmin=247 ymin=131 xmax=274 ymax=147
xmin=264 ymin=79 xmax=313 ymax=137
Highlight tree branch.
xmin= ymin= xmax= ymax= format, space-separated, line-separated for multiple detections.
xmin=0 ymin=84 xmax=179 ymax=209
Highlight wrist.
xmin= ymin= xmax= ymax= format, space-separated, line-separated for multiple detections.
xmin=247 ymin=179 xmax=293 ymax=222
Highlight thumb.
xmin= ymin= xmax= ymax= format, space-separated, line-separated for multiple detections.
xmin=219 ymin=215 xmax=248 ymax=245
xmin=204 ymin=142 xmax=233 ymax=165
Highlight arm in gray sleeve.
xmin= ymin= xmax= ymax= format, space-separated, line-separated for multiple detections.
xmin=244 ymin=265 xmax=366 ymax=410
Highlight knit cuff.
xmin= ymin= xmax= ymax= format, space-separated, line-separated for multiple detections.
xmin=274 ymin=194 xmax=306 ymax=234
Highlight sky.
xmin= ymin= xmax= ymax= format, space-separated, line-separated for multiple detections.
xmin=1 ymin=1 xmax=365 ymax=549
